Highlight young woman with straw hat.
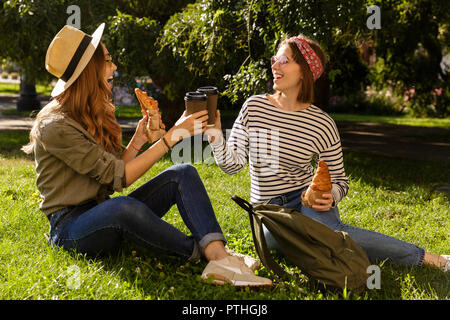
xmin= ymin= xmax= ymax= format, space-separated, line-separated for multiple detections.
xmin=22 ymin=23 xmax=272 ymax=288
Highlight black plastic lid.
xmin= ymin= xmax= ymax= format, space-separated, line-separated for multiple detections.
xmin=197 ymin=86 xmax=219 ymax=94
xmin=184 ymin=92 xmax=207 ymax=100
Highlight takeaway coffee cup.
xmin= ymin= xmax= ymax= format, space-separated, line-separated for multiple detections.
xmin=184 ymin=92 xmax=207 ymax=116
xmin=197 ymin=86 xmax=218 ymax=126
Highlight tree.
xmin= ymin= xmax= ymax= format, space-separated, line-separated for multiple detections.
xmin=4 ymin=0 xmax=447 ymax=117
xmin=158 ymin=0 xmax=370 ymax=111
xmin=0 ymin=0 xmax=116 ymax=110
xmin=366 ymin=0 xmax=450 ymax=117
xmin=104 ymin=0 xmax=195 ymax=126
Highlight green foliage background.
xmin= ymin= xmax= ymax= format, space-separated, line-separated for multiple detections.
xmin=1 ymin=0 xmax=449 ymax=118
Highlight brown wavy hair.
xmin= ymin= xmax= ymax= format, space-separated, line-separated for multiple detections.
xmin=22 ymin=43 xmax=122 ymax=154
xmin=275 ymin=34 xmax=327 ymax=104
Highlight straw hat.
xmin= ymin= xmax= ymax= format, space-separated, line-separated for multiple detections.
xmin=45 ymin=23 xmax=105 ymax=97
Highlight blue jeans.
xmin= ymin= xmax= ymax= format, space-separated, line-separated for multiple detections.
xmin=263 ymin=188 xmax=425 ymax=267
xmin=48 ymin=164 xmax=226 ymax=260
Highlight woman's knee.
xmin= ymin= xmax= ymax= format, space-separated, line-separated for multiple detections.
xmin=106 ymin=196 xmax=150 ymax=225
xmin=170 ymin=163 xmax=199 ymax=179
xmin=300 ymin=206 xmax=340 ymax=229
xmin=160 ymin=164 xmax=203 ymax=189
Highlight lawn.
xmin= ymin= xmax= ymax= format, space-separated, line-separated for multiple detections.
xmin=0 ymin=130 xmax=448 ymax=300
xmin=0 ymin=82 xmax=53 ymax=97
xmin=114 ymin=104 xmax=450 ymax=129
xmin=330 ymin=113 xmax=450 ymax=129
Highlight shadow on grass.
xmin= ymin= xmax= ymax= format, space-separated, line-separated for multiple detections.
xmin=369 ymin=263 xmax=450 ymax=299
xmin=1 ymin=131 xmax=448 ymax=299
xmin=259 ymin=252 xmax=449 ymax=299
xmin=343 ymin=150 xmax=450 ymax=196
xmin=5 ymin=130 xmax=448 ymax=194
xmin=0 ymin=130 xmax=32 ymax=160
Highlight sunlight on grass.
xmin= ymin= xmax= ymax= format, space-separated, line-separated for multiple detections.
xmin=0 ymin=82 xmax=52 ymax=96
xmin=0 ymin=131 xmax=448 ymax=300
xmin=330 ymin=113 xmax=450 ymax=129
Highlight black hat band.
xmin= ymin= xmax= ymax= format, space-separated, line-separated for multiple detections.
xmin=60 ymin=34 xmax=93 ymax=82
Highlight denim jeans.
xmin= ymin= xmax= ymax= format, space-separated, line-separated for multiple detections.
xmin=48 ymin=164 xmax=226 ymax=260
xmin=263 ymin=188 xmax=425 ymax=267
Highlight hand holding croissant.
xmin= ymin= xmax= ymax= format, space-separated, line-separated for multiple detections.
xmin=301 ymin=160 xmax=334 ymax=211
xmin=135 ymin=88 xmax=166 ymax=143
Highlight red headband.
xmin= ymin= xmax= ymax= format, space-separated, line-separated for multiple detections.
xmin=289 ymin=36 xmax=323 ymax=81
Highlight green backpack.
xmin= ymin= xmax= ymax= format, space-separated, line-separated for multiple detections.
xmin=231 ymin=195 xmax=371 ymax=292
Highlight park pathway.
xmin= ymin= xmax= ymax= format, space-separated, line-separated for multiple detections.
xmin=1 ymin=94 xmax=449 ymax=163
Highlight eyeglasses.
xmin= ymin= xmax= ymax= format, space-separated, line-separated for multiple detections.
xmin=271 ymin=55 xmax=289 ymax=67
xmin=105 ymin=54 xmax=114 ymax=65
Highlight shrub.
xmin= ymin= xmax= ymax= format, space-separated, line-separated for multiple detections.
xmin=328 ymin=86 xmax=413 ymax=116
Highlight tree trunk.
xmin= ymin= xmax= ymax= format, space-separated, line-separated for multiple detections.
xmin=314 ymin=72 xmax=330 ymax=112
xmin=17 ymin=74 xmax=41 ymax=112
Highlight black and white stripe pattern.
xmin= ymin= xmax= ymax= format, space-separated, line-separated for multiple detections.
xmin=210 ymin=94 xmax=349 ymax=205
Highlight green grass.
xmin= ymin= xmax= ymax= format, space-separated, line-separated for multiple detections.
xmin=0 ymin=131 xmax=449 ymax=300
xmin=114 ymin=104 xmax=143 ymax=119
xmin=330 ymin=113 xmax=450 ymax=129
xmin=1 ymin=91 xmax=448 ymax=131
xmin=114 ymin=106 xmax=450 ymax=131
xmin=0 ymin=82 xmax=53 ymax=96
xmin=115 ymin=105 xmax=450 ymax=130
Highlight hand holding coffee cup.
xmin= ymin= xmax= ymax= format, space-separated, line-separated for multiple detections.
xmin=164 ymin=109 xmax=209 ymax=148
xmin=185 ymin=92 xmax=208 ymax=115
xmin=175 ymin=108 xmax=209 ymax=134
xmin=196 ymin=86 xmax=218 ymax=126
xmin=205 ymin=109 xmax=222 ymax=144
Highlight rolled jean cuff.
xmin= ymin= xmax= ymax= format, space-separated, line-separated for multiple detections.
xmin=199 ymin=232 xmax=227 ymax=250
xmin=188 ymin=241 xmax=202 ymax=261
xmin=417 ymin=246 xmax=426 ymax=267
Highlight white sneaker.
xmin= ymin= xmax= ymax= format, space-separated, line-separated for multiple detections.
xmin=442 ymin=255 xmax=450 ymax=272
xmin=202 ymin=256 xmax=272 ymax=288
xmin=225 ymin=248 xmax=261 ymax=272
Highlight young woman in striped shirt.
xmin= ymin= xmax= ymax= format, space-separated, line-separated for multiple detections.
xmin=206 ymin=35 xmax=449 ymax=271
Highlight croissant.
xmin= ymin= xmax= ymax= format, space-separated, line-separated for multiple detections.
xmin=301 ymin=160 xmax=332 ymax=208
xmin=135 ymin=88 xmax=159 ymax=111
xmin=134 ymin=88 xmax=166 ymax=143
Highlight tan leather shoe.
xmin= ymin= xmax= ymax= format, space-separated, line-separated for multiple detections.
xmin=442 ymin=255 xmax=450 ymax=272
xmin=202 ymin=256 xmax=272 ymax=288
xmin=225 ymin=248 xmax=261 ymax=272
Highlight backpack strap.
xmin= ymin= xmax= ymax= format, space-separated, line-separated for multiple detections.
xmin=231 ymin=195 xmax=253 ymax=214
xmin=255 ymin=216 xmax=291 ymax=278
xmin=231 ymin=195 xmax=291 ymax=279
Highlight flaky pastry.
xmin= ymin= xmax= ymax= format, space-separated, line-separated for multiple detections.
xmin=135 ymin=88 xmax=159 ymax=111
xmin=134 ymin=88 xmax=165 ymax=143
xmin=301 ymin=160 xmax=332 ymax=208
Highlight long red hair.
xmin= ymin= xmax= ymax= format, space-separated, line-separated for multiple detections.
xmin=23 ymin=43 xmax=122 ymax=154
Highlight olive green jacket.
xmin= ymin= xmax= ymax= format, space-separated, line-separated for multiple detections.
xmin=34 ymin=114 xmax=126 ymax=216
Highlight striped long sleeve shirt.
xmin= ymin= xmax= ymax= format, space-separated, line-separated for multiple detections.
xmin=209 ymin=94 xmax=349 ymax=205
